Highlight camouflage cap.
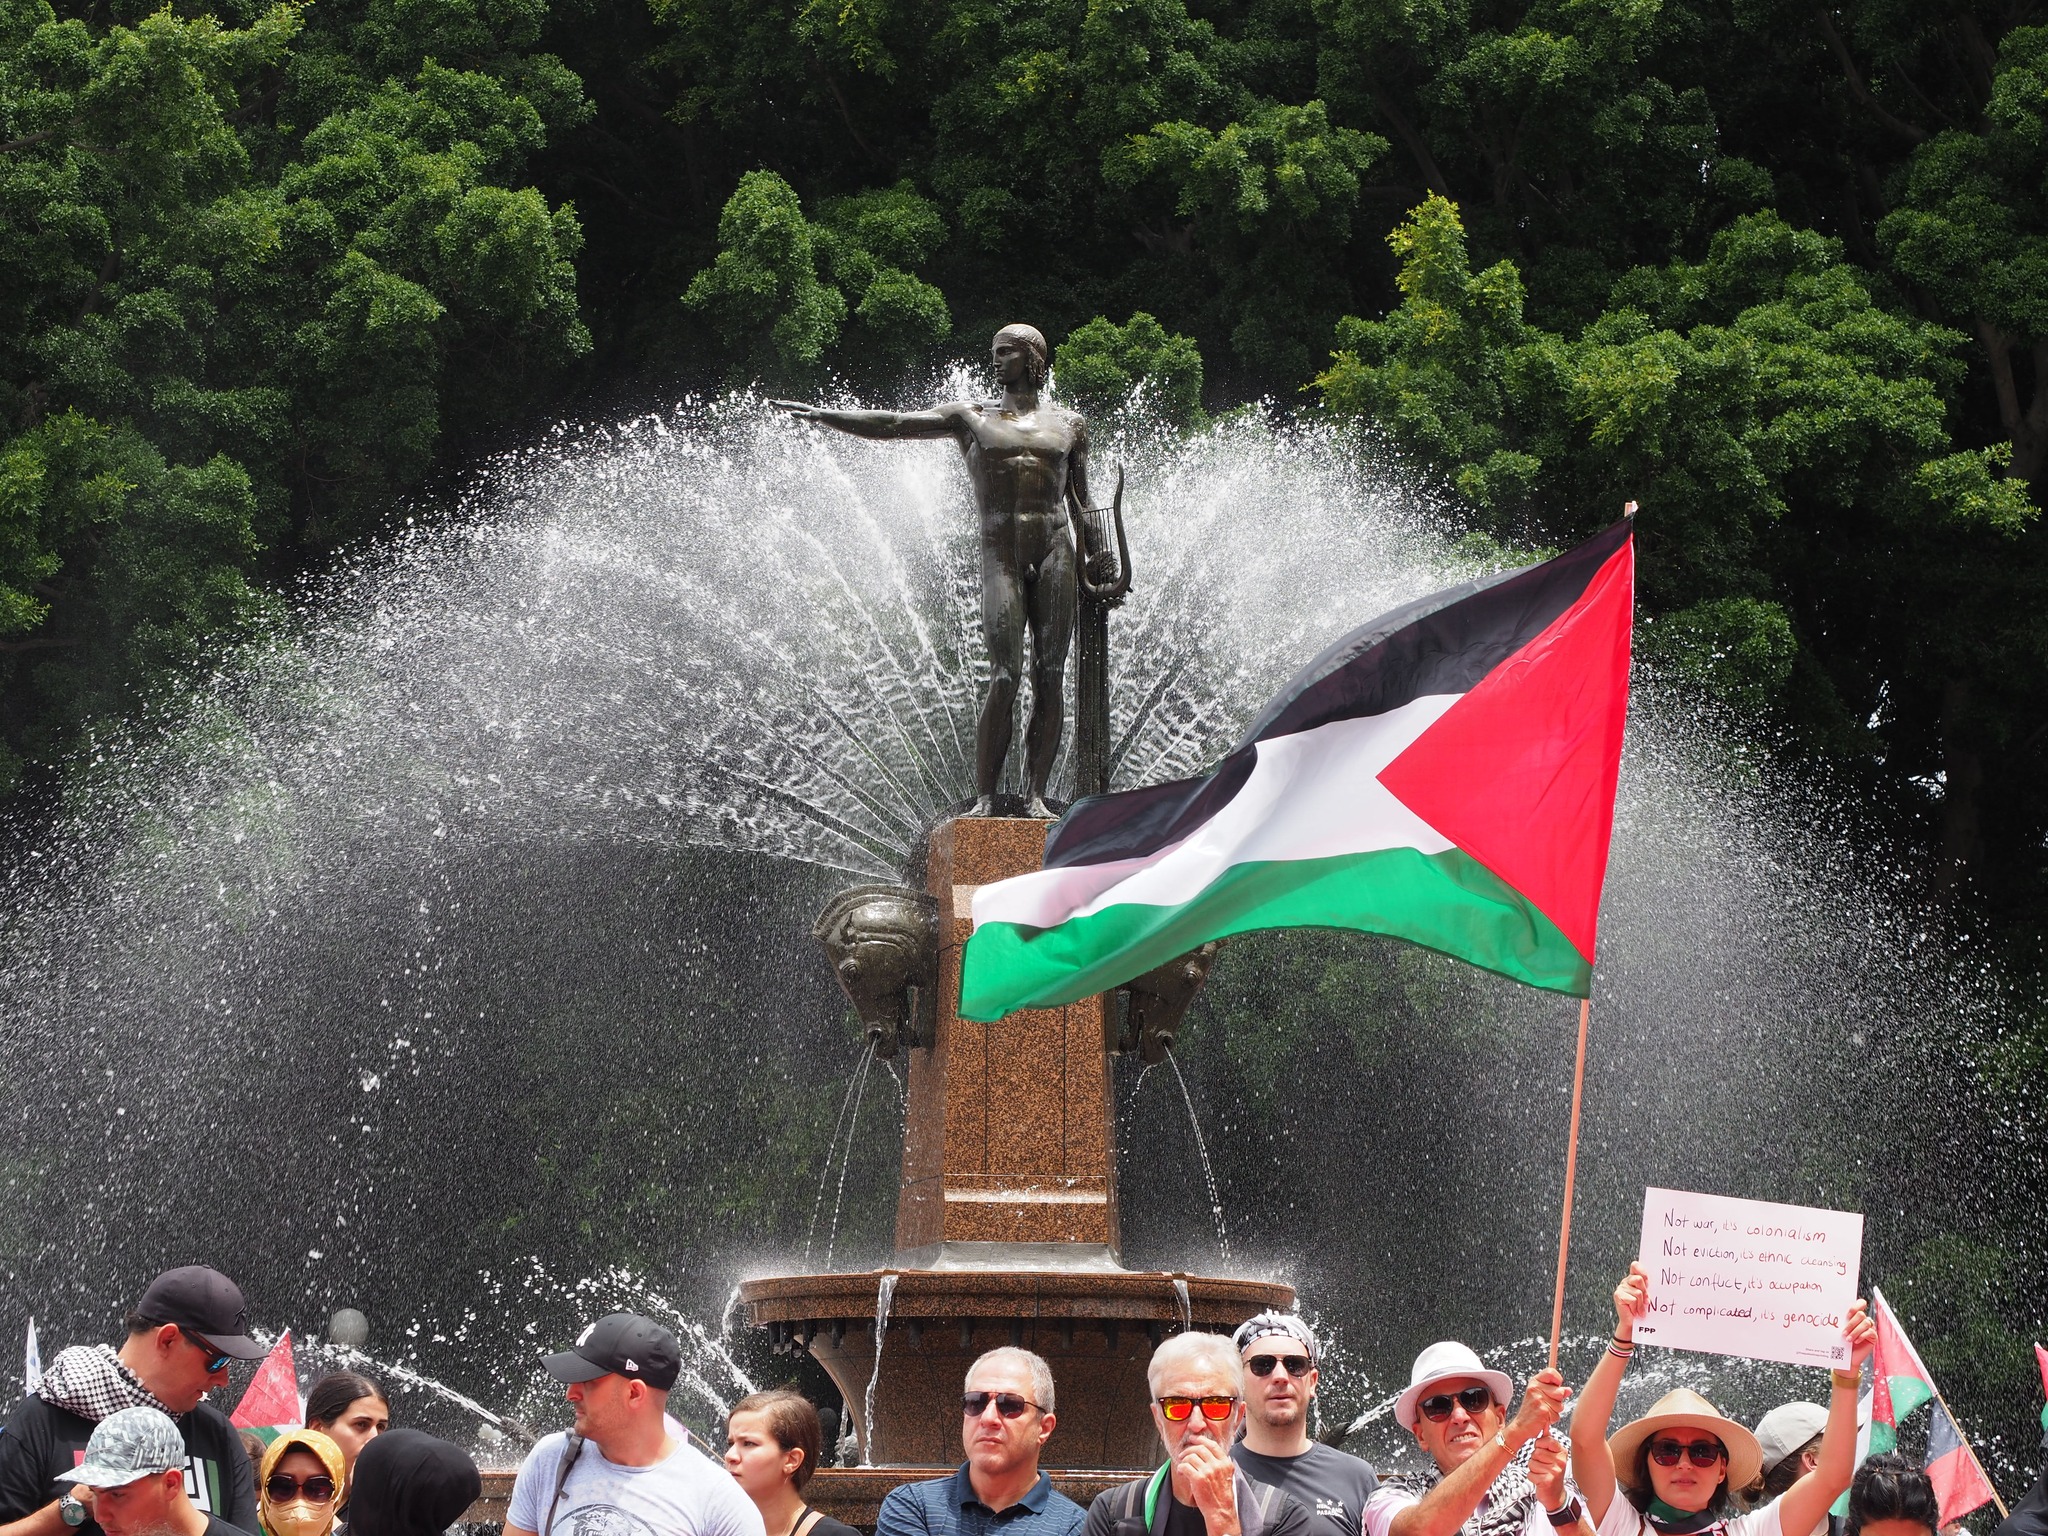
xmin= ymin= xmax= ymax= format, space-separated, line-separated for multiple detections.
xmin=59 ymin=1406 xmax=186 ymax=1489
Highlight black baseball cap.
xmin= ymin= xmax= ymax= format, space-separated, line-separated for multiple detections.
xmin=542 ymin=1313 xmax=680 ymax=1390
xmin=136 ymin=1266 xmax=266 ymax=1360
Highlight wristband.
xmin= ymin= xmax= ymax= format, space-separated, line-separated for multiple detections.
xmin=1831 ymin=1369 xmax=1860 ymax=1390
xmin=1546 ymin=1500 xmax=1584 ymax=1529
xmin=1607 ymin=1337 xmax=1636 ymax=1359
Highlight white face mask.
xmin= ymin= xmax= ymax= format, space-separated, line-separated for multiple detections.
xmin=264 ymin=1499 xmax=333 ymax=1536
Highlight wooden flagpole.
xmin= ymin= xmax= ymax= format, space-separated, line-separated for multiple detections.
xmin=1548 ymin=995 xmax=1592 ymax=1372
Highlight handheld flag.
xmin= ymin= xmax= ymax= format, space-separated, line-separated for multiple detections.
xmin=960 ymin=520 xmax=1634 ymax=1020
xmin=1924 ymin=1401 xmax=1998 ymax=1524
xmin=24 ymin=1317 xmax=39 ymax=1394
xmin=1870 ymin=1288 xmax=1936 ymax=1453
xmin=231 ymin=1330 xmax=301 ymax=1429
xmin=2037 ymin=1341 xmax=2047 ymax=1435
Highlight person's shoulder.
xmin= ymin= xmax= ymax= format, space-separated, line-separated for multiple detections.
xmin=1303 ymin=1442 xmax=1379 ymax=1486
xmin=1084 ymin=1474 xmax=1152 ymax=1523
xmin=1591 ymin=1496 xmax=1650 ymax=1536
xmin=1039 ymin=1482 xmax=1088 ymax=1527
xmin=204 ymin=1514 xmax=246 ymax=1536
xmin=809 ymin=1517 xmax=862 ymax=1536
xmin=879 ymin=1473 xmax=951 ymax=1511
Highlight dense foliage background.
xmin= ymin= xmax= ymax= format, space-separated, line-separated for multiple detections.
xmin=3 ymin=0 xmax=2046 ymax=1476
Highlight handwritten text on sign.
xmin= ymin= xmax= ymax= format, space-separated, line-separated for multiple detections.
xmin=1634 ymin=1187 xmax=1863 ymax=1368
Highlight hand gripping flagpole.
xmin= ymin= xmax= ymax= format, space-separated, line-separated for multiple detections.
xmin=1547 ymin=995 xmax=1591 ymax=1373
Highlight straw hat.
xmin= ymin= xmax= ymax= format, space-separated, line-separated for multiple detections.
xmin=1609 ymin=1389 xmax=1763 ymax=1493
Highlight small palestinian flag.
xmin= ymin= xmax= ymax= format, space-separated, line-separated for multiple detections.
xmin=230 ymin=1330 xmax=301 ymax=1431
xmin=2036 ymin=1341 xmax=2048 ymax=1434
xmin=959 ymin=519 xmax=1633 ymax=1022
xmin=1924 ymin=1401 xmax=1999 ymax=1523
xmin=1870 ymin=1288 xmax=1936 ymax=1454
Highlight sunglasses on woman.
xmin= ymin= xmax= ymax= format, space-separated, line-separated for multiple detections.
xmin=962 ymin=1391 xmax=1039 ymax=1419
xmin=265 ymin=1475 xmax=337 ymax=1503
xmin=1247 ymin=1355 xmax=1313 ymax=1379
xmin=1649 ymin=1438 xmax=1727 ymax=1468
xmin=1157 ymin=1396 xmax=1237 ymax=1422
xmin=1419 ymin=1386 xmax=1496 ymax=1422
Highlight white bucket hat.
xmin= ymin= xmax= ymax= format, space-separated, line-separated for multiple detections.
xmin=1395 ymin=1341 xmax=1515 ymax=1430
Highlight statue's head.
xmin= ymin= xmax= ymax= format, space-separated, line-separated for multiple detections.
xmin=992 ymin=324 xmax=1048 ymax=388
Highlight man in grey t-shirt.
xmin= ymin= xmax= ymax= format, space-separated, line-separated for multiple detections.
xmin=503 ymin=1313 xmax=763 ymax=1536
xmin=1230 ymin=1314 xmax=1377 ymax=1536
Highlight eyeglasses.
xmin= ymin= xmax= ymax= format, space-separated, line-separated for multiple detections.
xmin=1419 ymin=1386 xmax=1496 ymax=1422
xmin=962 ymin=1392 xmax=1040 ymax=1419
xmin=179 ymin=1329 xmax=232 ymax=1375
xmin=264 ymin=1475 xmax=337 ymax=1503
xmin=1157 ymin=1396 xmax=1237 ymax=1422
xmin=1247 ymin=1355 xmax=1313 ymax=1379
xmin=1649 ymin=1439 xmax=1727 ymax=1469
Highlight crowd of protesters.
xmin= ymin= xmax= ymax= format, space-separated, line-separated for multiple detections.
xmin=1 ymin=1267 xmax=2041 ymax=1536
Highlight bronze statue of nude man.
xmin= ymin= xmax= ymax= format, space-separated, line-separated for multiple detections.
xmin=774 ymin=323 xmax=1113 ymax=818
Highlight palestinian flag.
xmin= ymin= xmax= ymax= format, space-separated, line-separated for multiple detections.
xmin=1924 ymin=1401 xmax=1999 ymax=1523
xmin=1869 ymin=1288 xmax=1936 ymax=1454
xmin=958 ymin=519 xmax=1633 ymax=1022
xmin=2036 ymin=1341 xmax=2048 ymax=1434
xmin=230 ymin=1330 xmax=302 ymax=1430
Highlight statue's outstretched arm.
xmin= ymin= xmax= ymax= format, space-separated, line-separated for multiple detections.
xmin=770 ymin=401 xmax=958 ymax=440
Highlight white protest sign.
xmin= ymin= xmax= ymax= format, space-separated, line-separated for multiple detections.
xmin=1634 ymin=1187 xmax=1863 ymax=1368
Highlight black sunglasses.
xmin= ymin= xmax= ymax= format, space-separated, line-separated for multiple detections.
xmin=1649 ymin=1438 xmax=1727 ymax=1468
xmin=1419 ymin=1386 xmax=1496 ymax=1422
xmin=179 ymin=1329 xmax=232 ymax=1375
xmin=962 ymin=1391 xmax=1039 ymax=1419
xmin=1247 ymin=1354 xmax=1313 ymax=1379
xmin=265 ymin=1474 xmax=337 ymax=1503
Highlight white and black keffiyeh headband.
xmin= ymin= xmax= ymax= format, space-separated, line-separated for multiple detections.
xmin=1231 ymin=1311 xmax=1318 ymax=1363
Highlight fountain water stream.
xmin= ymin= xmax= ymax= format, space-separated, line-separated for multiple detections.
xmin=0 ymin=390 xmax=2032 ymax=1479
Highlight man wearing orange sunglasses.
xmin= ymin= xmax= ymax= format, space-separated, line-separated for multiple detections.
xmin=1081 ymin=1335 xmax=1311 ymax=1536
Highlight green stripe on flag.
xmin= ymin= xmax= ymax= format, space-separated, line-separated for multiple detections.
xmin=960 ymin=845 xmax=1590 ymax=1020
xmin=1889 ymin=1376 xmax=1933 ymax=1424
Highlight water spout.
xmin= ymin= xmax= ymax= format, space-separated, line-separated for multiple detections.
xmin=861 ymin=1273 xmax=897 ymax=1466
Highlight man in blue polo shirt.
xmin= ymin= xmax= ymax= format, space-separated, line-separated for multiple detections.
xmin=875 ymin=1348 xmax=1084 ymax=1536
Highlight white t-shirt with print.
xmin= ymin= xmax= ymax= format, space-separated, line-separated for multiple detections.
xmin=507 ymin=1429 xmax=765 ymax=1536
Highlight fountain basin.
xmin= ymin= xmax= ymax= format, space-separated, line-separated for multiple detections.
xmin=742 ymin=1267 xmax=1293 ymax=1467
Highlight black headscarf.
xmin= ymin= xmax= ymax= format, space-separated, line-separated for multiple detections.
xmin=346 ymin=1430 xmax=481 ymax=1536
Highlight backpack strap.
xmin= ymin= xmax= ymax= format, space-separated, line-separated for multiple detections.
xmin=542 ymin=1432 xmax=585 ymax=1536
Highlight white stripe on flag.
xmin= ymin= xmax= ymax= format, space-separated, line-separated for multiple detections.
xmin=974 ymin=695 xmax=1460 ymax=930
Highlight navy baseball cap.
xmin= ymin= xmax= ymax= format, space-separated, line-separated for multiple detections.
xmin=542 ymin=1313 xmax=680 ymax=1390
xmin=137 ymin=1266 xmax=266 ymax=1360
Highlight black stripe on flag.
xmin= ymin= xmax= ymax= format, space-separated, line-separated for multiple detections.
xmin=1046 ymin=519 xmax=1634 ymax=871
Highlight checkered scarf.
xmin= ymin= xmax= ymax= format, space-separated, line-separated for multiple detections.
xmin=38 ymin=1345 xmax=174 ymax=1422
xmin=1381 ymin=1434 xmax=1571 ymax=1536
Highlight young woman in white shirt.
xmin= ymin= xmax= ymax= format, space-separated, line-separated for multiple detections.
xmin=1568 ymin=1263 xmax=1878 ymax=1536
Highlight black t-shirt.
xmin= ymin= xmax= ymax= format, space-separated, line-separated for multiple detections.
xmin=1085 ymin=1476 xmax=1314 ymax=1536
xmin=1232 ymin=1444 xmax=1379 ymax=1536
xmin=0 ymin=1395 xmax=259 ymax=1536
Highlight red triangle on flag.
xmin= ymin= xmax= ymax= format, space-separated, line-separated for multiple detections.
xmin=1377 ymin=534 xmax=1633 ymax=963
xmin=1924 ymin=1403 xmax=1998 ymax=1524
xmin=230 ymin=1329 xmax=301 ymax=1430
